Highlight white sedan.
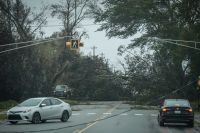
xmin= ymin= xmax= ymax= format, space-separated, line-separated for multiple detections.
xmin=7 ymin=97 xmax=72 ymax=124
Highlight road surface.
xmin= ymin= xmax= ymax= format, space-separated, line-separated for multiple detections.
xmin=0 ymin=101 xmax=200 ymax=133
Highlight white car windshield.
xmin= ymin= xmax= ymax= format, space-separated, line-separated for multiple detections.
xmin=19 ymin=99 xmax=42 ymax=107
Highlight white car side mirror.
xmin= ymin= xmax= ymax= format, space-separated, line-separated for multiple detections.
xmin=40 ymin=103 xmax=46 ymax=107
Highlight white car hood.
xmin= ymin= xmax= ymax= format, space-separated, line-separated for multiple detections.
xmin=9 ymin=106 xmax=35 ymax=112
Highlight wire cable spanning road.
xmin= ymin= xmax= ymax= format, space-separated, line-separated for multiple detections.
xmin=1 ymin=36 xmax=200 ymax=55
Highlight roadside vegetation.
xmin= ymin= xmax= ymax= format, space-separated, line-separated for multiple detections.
xmin=0 ymin=100 xmax=17 ymax=111
xmin=64 ymin=100 xmax=80 ymax=105
xmin=0 ymin=0 xmax=126 ymax=102
xmin=0 ymin=114 xmax=6 ymax=121
xmin=0 ymin=100 xmax=17 ymax=121
xmin=91 ymin=0 xmax=200 ymax=105
xmin=0 ymin=0 xmax=200 ymax=107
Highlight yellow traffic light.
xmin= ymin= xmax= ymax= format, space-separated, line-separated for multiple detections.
xmin=66 ymin=39 xmax=83 ymax=51
xmin=66 ymin=41 xmax=71 ymax=49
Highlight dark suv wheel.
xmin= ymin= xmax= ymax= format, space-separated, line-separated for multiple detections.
xmin=159 ymin=120 xmax=164 ymax=126
xmin=158 ymin=115 xmax=164 ymax=126
xmin=188 ymin=121 xmax=194 ymax=127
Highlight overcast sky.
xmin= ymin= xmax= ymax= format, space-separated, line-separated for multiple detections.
xmin=22 ymin=0 xmax=140 ymax=70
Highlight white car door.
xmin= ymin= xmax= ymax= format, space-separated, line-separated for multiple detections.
xmin=50 ymin=98 xmax=63 ymax=118
xmin=39 ymin=99 xmax=54 ymax=119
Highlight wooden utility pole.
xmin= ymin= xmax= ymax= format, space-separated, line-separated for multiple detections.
xmin=91 ymin=46 xmax=97 ymax=58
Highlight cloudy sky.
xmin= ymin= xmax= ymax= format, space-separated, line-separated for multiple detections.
xmin=22 ymin=0 xmax=140 ymax=70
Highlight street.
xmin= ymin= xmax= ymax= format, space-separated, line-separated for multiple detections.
xmin=0 ymin=101 xmax=200 ymax=133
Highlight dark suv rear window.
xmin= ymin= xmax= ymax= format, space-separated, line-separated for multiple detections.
xmin=164 ymin=100 xmax=190 ymax=107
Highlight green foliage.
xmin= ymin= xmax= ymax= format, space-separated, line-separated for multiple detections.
xmin=0 ymin=0 xmax=47 ymax=101
xmin=0 ymin=100 xmax=17 ymax=110
xmin=91 ymin=0 xmax=200 ymax=102
xmin=0 ymin=114 xmax=7 ymax=121
xmin=0 ymin=38 xmax=126 ymax=101
xmin=64 ymin=100 xmax=80 ymax=105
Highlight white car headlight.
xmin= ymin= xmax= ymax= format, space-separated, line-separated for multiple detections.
xmin=23 ymin=109 xmax=32 ymax=113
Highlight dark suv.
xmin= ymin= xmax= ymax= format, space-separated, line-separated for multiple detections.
xmin=158 ymin=99 xmax=194 ymax=127
xmin=53 ymin=85 xmax=71 ymax=98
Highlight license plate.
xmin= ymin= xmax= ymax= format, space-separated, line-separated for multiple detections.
xmin=174 ymin=111 xmax=181 ymax=114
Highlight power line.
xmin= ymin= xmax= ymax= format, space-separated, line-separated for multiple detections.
xmin=1 ymin=35 xmax=200 ymax=55
xmin=141 ymin=37 xmax=200 ymax=45
xmin=30 ymin=24 xmax=102 ymax=28
xmin=146 ymin=79 xmax=197 ymax=105
xmin=0 ymin=38 xmax=52 ymax=47
xmin=0 ymin=36 xmax=72 ymax=47
xmin=157 ymin=39 xmax=200 ymax=51
xmin=157 ymin=38 xmax=200 ymax=44
xmin=0 ymin=40 xmax=52 ymax=54
xmin=0 ymin=36 xmax=73 ymax=54
xmin=141 ymin=37 xmax=200 ymax=51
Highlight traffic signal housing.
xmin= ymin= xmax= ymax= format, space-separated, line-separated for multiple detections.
xmin=66 ymin=41 xmax=71 ymax=49
xmin=70 ymin=39 xmax=80 ymax=50
xmin=65 ymin=39 xmax=84 ymax=51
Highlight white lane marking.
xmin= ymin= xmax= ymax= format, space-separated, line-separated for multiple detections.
xmin=77 ymin=103 xmax=121 ymax=133
xmin=72 ymin=113 xmax=80 ymax=116
xmin=103 ymin=112 xmax=112 ymax=115
xmin=151 ymin=114 xmax=157 ymax=117
xmin=134 ymin=113 xmax=144 ymax=116
xmin=87 ymin=113 xmax=97 ymax=115
xmin=120 ymin=113 xmax=128 ymax=116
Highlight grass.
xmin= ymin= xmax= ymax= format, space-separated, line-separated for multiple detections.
xmin=123 ymin=101 xmax=159 ymax=110
xmin=123 ymin=101 xmax=135 ymax=105
xmin=64 ymin=99 xmax=94 ymax=105
xmin=130 ymin=105 xmax=159 ymax=110
xmin=190 ymin=101 xmax=200 ymax=113
xmin=0 ymin=100 xmax=17 ymax=121
xmin=0 ymin=100 xmax=17 ymax=110
xmin=0 ymin=109 xmax=6 ymax=112
xmin=0 ymin=114 xmax=6 ymax=121
xmin=64 ymin=100 xmax=80 ymax=105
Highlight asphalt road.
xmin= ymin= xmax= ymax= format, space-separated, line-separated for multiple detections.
xmin=0 ymin=101 xmax=200 ymax=133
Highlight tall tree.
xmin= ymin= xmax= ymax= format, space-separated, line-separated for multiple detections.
xmin=0 ymin=0 xmax=47 ymax=41
xmin=0 ymin=0 xmax=47 ymax=100
xmin=48 ymin=0 xmax=95 ymax=91
xmin=50 ymin=0 xmax=93 ymax=37
xmin=91 ymin=0 xmax=200 ymax=101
